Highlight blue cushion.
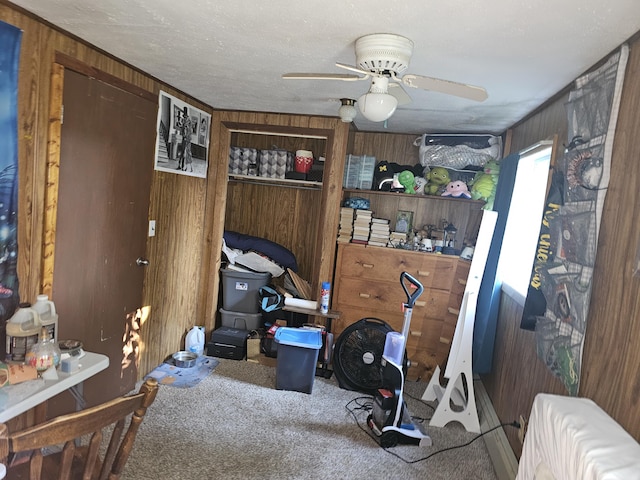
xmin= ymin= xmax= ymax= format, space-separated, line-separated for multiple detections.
xmin=223 ymin=231 xmax=298 ymax=272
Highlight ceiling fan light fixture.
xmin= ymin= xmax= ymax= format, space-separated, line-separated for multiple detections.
xmin=357 ymin=75 xmax=398 ymax=122
xmin=338 ymin=98 xmax=357 ymax=123
xmin=357 ymin=92 xmax=397 ymax=122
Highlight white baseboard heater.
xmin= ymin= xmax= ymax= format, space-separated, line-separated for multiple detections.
xmin=517 ymin=393 xmax=640 ymax=479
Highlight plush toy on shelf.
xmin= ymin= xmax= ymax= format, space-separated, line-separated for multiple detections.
xmin=469 ymin=159 xmax=501 ymax=209
xmin=413 ymin=176 xmax=427 ymax=194
xmin=397 ymin=170 xmax=416 ymax=194
xmin=425 ymin=166 xmax=451 ymax=195
xmin=441 ymin=180 xmax=472 ymax=199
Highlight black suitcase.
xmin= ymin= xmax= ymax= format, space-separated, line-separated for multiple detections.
xmin=207 ymin=326 xmax=249 ymax=360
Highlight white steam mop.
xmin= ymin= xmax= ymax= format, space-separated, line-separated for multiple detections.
xmin=367 ymin=272 xmax=432 ymax=448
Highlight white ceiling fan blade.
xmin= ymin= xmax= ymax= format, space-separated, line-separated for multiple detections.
xmin=335 ymin=63 xmax=371 ymax=78
xmin=388 ymin=83 xmax=412 ymax=105
xmin=282 ymin=72 xmax=362 ymax=81
xmin=401 ymin=74 xmax=488 ymax=102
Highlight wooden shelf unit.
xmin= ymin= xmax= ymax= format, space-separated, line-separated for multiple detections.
xmin=215 ymin=114 xmax=349 ymax=302
xmin=341 ymin=188 xmax=485 ymax=248
xmin=329 ymin=131 xmax=486 ymax=380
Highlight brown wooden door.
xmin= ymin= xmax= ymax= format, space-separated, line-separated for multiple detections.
xmin=51 ymin=69 xmax=156 ymax=410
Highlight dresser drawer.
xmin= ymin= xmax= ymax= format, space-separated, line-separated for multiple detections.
xmin=451 ymin=259 xmax=471 ymax=295
xmin=338 ymin=245 xmax=414 ymax=282
xmin=338 ymin=245 xmax=456 ymax=290
xmin=444 ymin=292 xmax=463 ymax=326
xmin=335 ymin=277 xmax=407 ymax=313
xmin=331 ymin=306 xmax=403 ymax=340
xmin=336 ymin=277 xmax=451 ymax=318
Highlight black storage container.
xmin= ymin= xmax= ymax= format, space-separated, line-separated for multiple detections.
xmin=207 ymin=326 xmax=249 ymax=360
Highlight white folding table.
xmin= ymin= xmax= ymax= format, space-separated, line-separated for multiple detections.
xmin=0 ymin=351 xmax=109 ymax=424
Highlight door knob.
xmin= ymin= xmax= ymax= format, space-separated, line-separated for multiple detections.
xmin=136 ymin=257 xmax=150 ymax=266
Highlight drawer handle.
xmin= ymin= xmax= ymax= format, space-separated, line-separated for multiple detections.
xmin=448 ymin=307 xmax=459 ymax=315
xmin=359 ymin=293 xmax=370 ymax=299
xmin=417 ymin=270 xmax=431 ymax=277
xmin=415 ymin=301 xmax=426 ymax=307
xmin=458 ymin=278 xmax=467 ymax=286
xmin=410 ymin=330 xmax=422 ymax=337
xmin=362 ymin=263 xmax=374 ymax=269
xmin=439 ymin=337 xmax=451 ymax=345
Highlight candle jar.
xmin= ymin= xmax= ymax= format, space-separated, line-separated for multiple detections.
xmin=26 ymin=327 xmax=61 ymax=373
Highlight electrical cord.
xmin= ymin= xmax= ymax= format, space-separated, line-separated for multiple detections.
xmin=403 ymin=389 xmax=435 ymax=411
xmin=345 ymin=396 xmax=520 ymax=464
xmin=382 ymin=421 xmax=520 ymax=464
xmin=345 ymin=396 xmax=382 ymax=442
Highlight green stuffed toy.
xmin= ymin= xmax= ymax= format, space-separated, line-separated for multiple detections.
xmin=469 ymin=160 xmax=500 ymax=210
xmin=397 ymin=170 xmax=416 ymax=194
xmin=425 ymin=167 xmax=451 ymax=195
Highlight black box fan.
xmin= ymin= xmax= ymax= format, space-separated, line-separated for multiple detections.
xmin=332 ymin=318 xmax=406 ymax=395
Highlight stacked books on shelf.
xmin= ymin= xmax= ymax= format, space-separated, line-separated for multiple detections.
xmin=337 ymin=207 xmax=354 ymax=243
xmin=368 ymin=217 xmax=390 ymax=247
xmin=351 ymin=209 xmax=372 ymax=244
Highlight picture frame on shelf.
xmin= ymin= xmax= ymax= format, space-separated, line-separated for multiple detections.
xmin=395 ymin=210 xmax=414 ymax=234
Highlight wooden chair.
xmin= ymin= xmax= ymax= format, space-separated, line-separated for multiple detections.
xmin=0 ymin=377 xmax=158 ymax=480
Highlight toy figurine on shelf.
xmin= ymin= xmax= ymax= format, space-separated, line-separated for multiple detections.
xmin=425 ymin=167 xmax=451 ymax=195
xmin=469 ymin=159 xmax=501 ymax=209
xmin=397 ymin=170 xmax=416 ymax=194
xmin=441 ymin=180 xmax=472 ymax=199
xmin=413 ymin=176 xmax=427 ymax=194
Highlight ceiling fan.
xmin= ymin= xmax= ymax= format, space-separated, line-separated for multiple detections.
xmin=283 ymin=33 xmax=488 ymax=123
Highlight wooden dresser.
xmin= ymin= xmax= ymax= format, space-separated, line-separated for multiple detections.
xmin=332 ymin=243 xmax=470 ymax=380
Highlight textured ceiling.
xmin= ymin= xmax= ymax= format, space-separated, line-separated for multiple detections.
xmin=9 ymin=0 xmax=640 ymax=134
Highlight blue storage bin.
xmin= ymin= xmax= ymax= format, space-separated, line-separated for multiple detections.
xmin=274 ymin=327 xmax=322 ymax=394
xmin=274 ymin=327 xmax=322 ymax=349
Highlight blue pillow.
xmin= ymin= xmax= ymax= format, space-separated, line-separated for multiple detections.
xmin=223 ymin=231 xmax=298 ymax=272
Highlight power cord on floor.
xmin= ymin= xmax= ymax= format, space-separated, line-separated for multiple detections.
xmin=403 ymin=385 xmax=436 ymax=423
xmin=345 ymin=396 xmax=520 ymax=464
xmin=345 ymin=396 xmax=376 ymax=438
xmin=383 ymin=421 xmax=520 ymax=464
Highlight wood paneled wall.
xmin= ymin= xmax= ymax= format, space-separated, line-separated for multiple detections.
xmin=351 ymin=131 xmax=421 ymax=165
xmin=225 ymin=181 xmax=322 ymax=282
xmin=8 ymin=5 xmax=640 ymax=457
xmin=484 ymin=39 xmax=640 ymax=457
xmin=3 ymin=1 xmax=353 ymax=376
xmin=202 ymin=113 xmax=350 ymax=320
xmin=1 ymin=2 xmax=213 ymax=377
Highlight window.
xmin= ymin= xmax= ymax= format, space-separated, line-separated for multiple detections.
xmin=499 ymin=141 xmax=553 ymax=305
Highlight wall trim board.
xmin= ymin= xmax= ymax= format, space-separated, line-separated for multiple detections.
xmin=476 ymin=379 xmax=519 ymax=480
xmin=54 ymin=52 xmax=156 ymax=102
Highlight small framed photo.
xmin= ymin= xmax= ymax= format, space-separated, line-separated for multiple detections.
xmin=395 ymin=210 xmax=414 ymax=233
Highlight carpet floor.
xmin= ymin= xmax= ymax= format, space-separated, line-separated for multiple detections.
xmin=124 ymin=358 xmax=498 ymax=479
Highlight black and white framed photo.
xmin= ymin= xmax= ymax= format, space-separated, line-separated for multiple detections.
xmin=154 ymin=90 xmax=211 ymax=178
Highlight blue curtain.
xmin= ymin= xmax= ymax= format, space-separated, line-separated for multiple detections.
xmin=472 ymin=152 xmax=520 ymax=374
xmin=0 ymin=21 xmax=22 ymax=322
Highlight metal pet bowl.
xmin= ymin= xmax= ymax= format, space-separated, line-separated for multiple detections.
xmin=59 ymin=339 xmax=83 ymax=356
xmin=172 ymin=351 xmax=198 ymax=368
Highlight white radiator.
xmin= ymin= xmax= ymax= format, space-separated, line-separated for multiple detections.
xmin=516 ymin=393 xmax=640 ymax=479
